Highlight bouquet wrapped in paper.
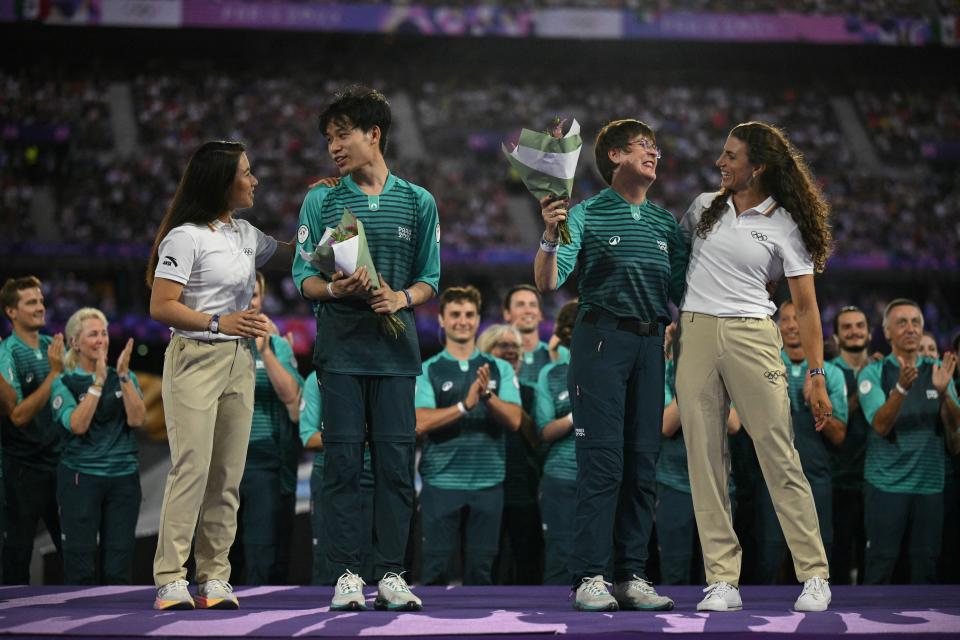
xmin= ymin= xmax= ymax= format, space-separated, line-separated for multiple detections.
xmin=299 ymin=208 xmax=406 ymax=338
xmin=502 ymin=117 xmax=582 ymax=244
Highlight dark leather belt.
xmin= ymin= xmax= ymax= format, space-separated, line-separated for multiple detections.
xmin=582 ymin=309 xmax=663 ymax=337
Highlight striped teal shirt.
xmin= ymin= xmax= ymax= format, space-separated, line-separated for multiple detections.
xmin=415 ymin=349 xmax=521 ymax=490
xmin=248 ymin=335 xmax=304 ymax=473
xmin=556 ymin=188 xmax=688 ymax=322
xmin=534 ymin=350 xmax=574 ymax=481
xmin=292 ymin=173 xmax=441 ymax=376
xmin=0 ymin=333 xmax=61 ymax=470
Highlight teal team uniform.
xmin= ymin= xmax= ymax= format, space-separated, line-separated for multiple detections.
xmin=50 ymin=366 xmax=141 ymax=584
xmin=299 ymin=371 xmax=374 ymax=584
xmin=235 ymin=336 xmax=303 ymax=584
xmin=292 ymin=172 xmax=441 ymax=579
xmin=534 ymin=350 xmax=577 ymax=584
xmin=829 ymin=356 xmax=870 ymax=584
xmin=500 ymin=341 xmax=557 ymax=584
xmin=0 ymin=334 xmax=63 ymax=584
xmin=858 ymin=354 xmax=959 ymax=584
xmin=655 ymin=360 xmax=737 ymax=585
xmin=556 ymin=188 xmax=688 ymax=583
xmin=755 ymin=354 xmax=848 ymax=583
xmin=416 ymin=349 xmax=520 ymax=585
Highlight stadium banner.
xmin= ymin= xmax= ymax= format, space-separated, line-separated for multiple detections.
xmin=101 ymin=0 xmax=180 ymax=27
xmin=534 ymin=9 xmax=623 ymax=40
xmin=182 ymin=1 xmax=533 ymax=37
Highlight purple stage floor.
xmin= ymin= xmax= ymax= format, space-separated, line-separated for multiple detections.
xmin=0 ymin=585 xmax=958 ymax=639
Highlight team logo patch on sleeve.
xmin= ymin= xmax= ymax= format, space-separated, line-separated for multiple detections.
xmin=52 ymin=395 xmax=63 ymax=410
xmin=859 ymin=380 xmax=872 ymax=394
xmin=161 ymin=256 xmax=178 ymax=267
xmin=435 ymin=223 xmax=441 ymax=243
xmin=297 ymin=225 xmax=310 ymax=244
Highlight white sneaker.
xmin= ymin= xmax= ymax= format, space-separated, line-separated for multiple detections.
xmin=375 ymin=572 xmax=422 ymax=611
xmin=794 ymin=576 xmax=831 ymax=612
xmin=697 ymin=581 xmax=742 ymax=612
xmin=331 ymin=570 xmax=367 ymax=611
xmin=573 ymin=575 xmax=618 ymax=612
xmin=196 ymin=579 xmax=239 ymax=610
xmin=154 ymin=579 xmax=194 ymax=610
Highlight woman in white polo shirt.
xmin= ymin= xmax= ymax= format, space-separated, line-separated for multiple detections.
xmin=676 ymin=122 xmax=834 ymax=613
xmin=145 ymin=141 xmax=292 ymax=610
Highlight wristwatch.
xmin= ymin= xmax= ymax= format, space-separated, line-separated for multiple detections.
xmin=808 ymin=367 xmax=826 ymax=378
xmin=479 ymin=389 xmax=493 ymax=403
xmin=119 ymin=373 xmax=131 ymax=384
xmin=209 ymin=314 xmax=221 ymax=334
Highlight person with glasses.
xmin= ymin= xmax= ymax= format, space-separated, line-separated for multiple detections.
xmin=675 ymin=122 xmax=834 ymax=612
xmin=857 ymin=299 xmax=960 ymax=584
xmin=414 ymin=286 xmax=523 ymax=586
xmin=829 ymin=305 xmax=872 ymax=584
xmin=534 ymin=119 xmax=688 ymax=611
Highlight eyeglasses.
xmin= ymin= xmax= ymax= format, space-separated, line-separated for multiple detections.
xmin=628 ymin=138 xmax=661 ymax=159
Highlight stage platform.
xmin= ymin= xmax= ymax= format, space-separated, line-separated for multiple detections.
xmin=1 ymin=585 xmax=958 ymax=639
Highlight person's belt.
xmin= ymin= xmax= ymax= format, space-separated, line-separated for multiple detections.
xmin=581 ymin=309 xmax=663 ymax=337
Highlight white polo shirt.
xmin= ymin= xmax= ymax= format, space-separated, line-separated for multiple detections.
xmin=153 ymin=219 xmax=278 ymax=340
xmin=680 ymin=192 xmax=814 ymax=318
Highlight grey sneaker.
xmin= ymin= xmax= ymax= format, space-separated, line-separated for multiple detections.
xmin=697 ymin=581 xmax=743 ymax=612
xmin=794 ymin=576 xmax=831 ymax=612
xmin=196 ymin=579 xmax=239 ymax=610
xmin=614 ymin=575 xmax=675 ymax=611
xmin=574 ymin=575 xmax=618 ymax=612
xmin=375 ymin=571 xmax=422 ymax=611
xmin=154 ymin=579 xmax=194 ymax=611
xmin=331 ymin=570 xmax=368 ymax=611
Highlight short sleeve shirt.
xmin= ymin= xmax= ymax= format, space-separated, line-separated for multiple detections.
xmin=680 ymin=192 xmax=813 ymax=317
xmin=153 ymin=218 xmax=277 ymax=341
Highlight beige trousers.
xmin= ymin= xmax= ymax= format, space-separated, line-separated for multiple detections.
xmin=675 ymin=311 xmax=828 ymax=587
xmin=153 ymin=336 xmax=254 ymax=587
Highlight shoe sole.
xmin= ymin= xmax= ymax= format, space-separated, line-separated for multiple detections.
xmin=794 ymin=601 xmax=830 ymax=612
xmin=331 ymin=601 xmax=368 ymax=611
xmin=195 ymin=597 xmax=239 ymax=610
xmin=154 ymin=599 xmax=195 ymax=611
xmin=374 ymin=598 xmax=422 ymax=611
xmin=697 ymin=604 xmax=743 ymax=612
xmin=573 ymin=602 xmax=619 ymax=612
xmin=618 ymin=601 xmax=675 ymax=611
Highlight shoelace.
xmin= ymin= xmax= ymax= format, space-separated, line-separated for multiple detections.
xmin=703 ymin=581 xmax=735 ymax=598
xmin=336 ymin=570 xmax=366 ymax=594
xmin=159 ymin=579 xmax=190 ymax=598
xmin=580 ymin=576 xmax=613 ymax=596
xmin=205 ymin=579 xmax=233 ymax=594
xmin=382 ymin=571 xmax=412 ymax=593
xmin=801 ymin=577 xmax=827 ymax=597
xmin=624 ymin=575 xmax=656 ymax=594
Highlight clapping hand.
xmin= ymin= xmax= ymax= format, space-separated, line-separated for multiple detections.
xmin=933 ymin=352 xmax=957 ymax=395
xmin=116 ymin=338 xmax=134 ymax=378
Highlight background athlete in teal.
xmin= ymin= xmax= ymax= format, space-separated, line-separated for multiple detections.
xmin=534 ymin=120 xmax=688 ymax=611
xmin=0 ymin=276 xmax=65 ymax=584
xmin=415 ymin=286 xmax=522 ymax=585
xmin=755 ymin=300 xmax=848 ymax=584
xmin=50 ymin=308 xmax=145 ymax=584
xmin=292 ymin=86 xmax=440 ymax=611
xmin=857 ymin=299 xmax=960 ymax=584
xmin=534 ymin=301 xmax=578 ymax=585
xmin=233 ymin=273 xmax=304 ymax=585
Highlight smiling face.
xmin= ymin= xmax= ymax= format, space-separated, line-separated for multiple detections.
xmin=610 ymin=135 xmax=659 ymax=184
xmin=884 ymin=304 xmax=923 ymax=355
xmin=778 ymin=302 xmax=802 ymax=350
xmin=74 ymin=317 xmax=109 ymax=365
xmin=836 ymin=309 xmax=869 ymax=353
xmin=490 ymin=330 xmax=522 ymax=370
xmin=503 ymin=289 xmax=542 ymax=335
xmin=716 ymin=134 xmax=759 ymax=193
xmin=440 ymin=300 xmax=480 ymax=346
xmin=325 ymin=117 xmax=380 ymax=176
xmin=6 ymin=287 xmax=46 ymax=332
xmin=918 ymin=334 xmax=939 ymax=360
xmin=226 ymin=152 xmax=258 ymax=211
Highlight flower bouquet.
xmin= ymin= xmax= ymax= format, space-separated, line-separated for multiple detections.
xmin=502 ymin=116 xmax=582 ymax=244
xmin=299 ymin=208 xmax=406 ymax=338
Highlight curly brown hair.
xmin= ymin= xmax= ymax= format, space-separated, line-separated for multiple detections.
xmin=695 ymin=122 xmax=833 ymax=272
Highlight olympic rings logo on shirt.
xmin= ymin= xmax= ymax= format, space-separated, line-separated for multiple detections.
xmin=764 ymin=370 xmax=785 ymax=380
xmin=751 ymin=231 xmax=769 ymax=242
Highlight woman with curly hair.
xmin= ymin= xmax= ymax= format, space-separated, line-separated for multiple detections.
xmin=675 ymin=122 xmax=834 ymax=613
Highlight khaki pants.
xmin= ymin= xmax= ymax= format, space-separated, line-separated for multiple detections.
xmin=154 ymin=336 xmax=254 ymax=587
xmin=675 ymin=312 xmax=828 ymax=587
